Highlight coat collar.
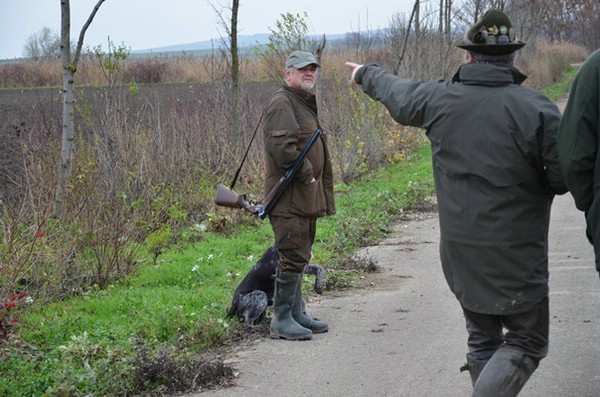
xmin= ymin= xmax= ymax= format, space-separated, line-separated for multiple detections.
xmin=279 ymin=85 xmax=318 ymax=116
xmin=452 ymin=62 xmax=527 ymax=86
xmin=281 ymin=84 xmax=315 ymax=101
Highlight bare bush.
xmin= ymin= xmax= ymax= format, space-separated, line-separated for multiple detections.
xmin=0 ymin=153 xmax=56 ymax=309
xmin=322 ymin=76 xmax=394 ymax=183
xmin=0 ymin=60 xmax=61 ymax=87
xmin=517 ymin=40 xmax=589 ymax=89
xmin=164 ymin=54 xmax=217 ymax=83
xmin=0 ymin=126 xmax=25 ymax=207
xmin=0 ymin=201 xmax=48 ymax=309
xmin=123 ymin=59 xmax=171 ymax=84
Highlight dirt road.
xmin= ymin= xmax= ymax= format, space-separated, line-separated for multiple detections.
xmin=182 ymin=191 xmax=599 ymax=397
xmin=183 ymin=98 xmax=599 ymax=397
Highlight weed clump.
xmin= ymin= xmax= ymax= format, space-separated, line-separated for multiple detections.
xmin=133 ymin=341 xmax=235 ymax=394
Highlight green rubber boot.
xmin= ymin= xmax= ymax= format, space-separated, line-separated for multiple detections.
xmin=292 ymin=274 xmax=328 ymax=333
xmin=270 ymin=271 xmax=312 ymax=340
xmin=472 ymin=348 xmax=537 ymax=397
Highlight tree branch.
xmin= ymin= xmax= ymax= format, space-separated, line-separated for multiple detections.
xmin=74 ymin=0 xmax=106 ymax=67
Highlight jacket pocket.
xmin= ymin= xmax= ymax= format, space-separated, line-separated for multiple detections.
xmin=290 ymin=181 xmax=324 ymax=217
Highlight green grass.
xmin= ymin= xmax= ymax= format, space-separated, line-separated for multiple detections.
xmin=0 ymin=145 xmax=434 ymax=396
xmin=313 ymin=145 xmax=434 ymax=265
xmin=540 ymin=67 xmax=579 ymax=101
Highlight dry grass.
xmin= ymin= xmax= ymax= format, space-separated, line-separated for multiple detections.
xmin=0 ymin=39 xmax=588 ymax=89
xmin=518 ymin=40 xmax=588 ymax=89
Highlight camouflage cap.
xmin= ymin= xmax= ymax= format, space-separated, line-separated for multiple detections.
xmin=285 ymin=51 xmax=321 ymax=69
xmin=453 ymin=8 xmax=525 ymax=55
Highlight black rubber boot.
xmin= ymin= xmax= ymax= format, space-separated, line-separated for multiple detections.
xmin=460 ymin=353 xmax=489 ymax=386
xmin=292 ymin=274 xmax=328 ymax=334
xmin=270 ymin=271 xmax=313 ymax=340
xmin=472 ymin=348 xmax=537 ymax=397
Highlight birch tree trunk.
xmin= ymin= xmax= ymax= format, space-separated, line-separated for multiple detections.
xmin=230 ymin=0 xmax=240 ymax=142
xmin=315 ymin=34 xmax=326 ymax=110
xmin=52 ymin=0 xmax=105 ymax=218
xmin=445 ymin=0 xmax=453 ymax=43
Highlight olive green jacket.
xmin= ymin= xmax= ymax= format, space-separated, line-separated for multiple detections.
xmin=558 ymin=49 xmax=600 ymax=273
xmin=262 ymin=85 xmax=335 ymax=218
xmin=357 ymin=62 xmax=567 ymax=314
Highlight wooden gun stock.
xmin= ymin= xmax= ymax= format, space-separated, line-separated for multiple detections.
xmin=214 ymin=184 xmax=259 ymax=214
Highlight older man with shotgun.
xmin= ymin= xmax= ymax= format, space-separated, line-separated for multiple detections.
xmin=346 ymin=9 xmax=566 ymax=396
xmin=262 ymin=50 xmax=335 ymax=341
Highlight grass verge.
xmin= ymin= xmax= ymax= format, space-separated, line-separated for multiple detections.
xmin=540 ymin=66 xmax=579 ymax=101
xmin=0 ymin=144 xmax=434 ymax=396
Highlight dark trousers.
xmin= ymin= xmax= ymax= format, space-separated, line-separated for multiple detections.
xmin=269 ymin=215 xmax=317 ymax=273
xmin=462 ymin=297 xmax=549 ymax=365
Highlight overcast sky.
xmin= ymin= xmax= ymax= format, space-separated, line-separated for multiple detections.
xmin=0 ymin=0 xmax=415 ymax=59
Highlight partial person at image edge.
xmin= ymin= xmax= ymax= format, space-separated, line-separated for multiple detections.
xmin=557 ymin=48 xmax=600 ymax=280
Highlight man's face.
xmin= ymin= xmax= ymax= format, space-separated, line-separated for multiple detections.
xmin=285 ymin=64 xmax=318 ymax=91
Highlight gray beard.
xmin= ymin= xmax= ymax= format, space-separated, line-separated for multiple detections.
xmin=300 ymin=81 xmax=315 ymax=91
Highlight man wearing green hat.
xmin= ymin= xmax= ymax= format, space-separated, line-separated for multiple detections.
xmin=262 ymin=51 xmax=335 ymax=341
xmin=346 ymin=8 xmax=567 ymax=396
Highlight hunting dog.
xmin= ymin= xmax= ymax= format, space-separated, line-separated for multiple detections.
xmin=227 ymin=236 xmax=324 ymax=326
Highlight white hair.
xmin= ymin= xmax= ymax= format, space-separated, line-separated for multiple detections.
xmin=472 ymin=51 xmax=517 ymax=65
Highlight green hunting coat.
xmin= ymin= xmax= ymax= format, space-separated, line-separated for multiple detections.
xmin=356 ymin=62 xmax=567 ymax=314
xmin=558 ymin=49 xmax=600 ymax=274
xmin=262 ymin=85 xmax=335 ymax=218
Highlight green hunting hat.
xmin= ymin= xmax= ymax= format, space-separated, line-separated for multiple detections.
xmin=285 ymin=51 xmax=321 ymax=69
xmin=453 ymin=8 xmax=525 ymax=55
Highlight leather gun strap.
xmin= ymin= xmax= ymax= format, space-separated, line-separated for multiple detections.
xmin=229 ymin=109 xmax=265 ymax=190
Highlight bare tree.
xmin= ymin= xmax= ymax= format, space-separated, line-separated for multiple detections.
xmin=501 ymin=0 xmax=599 ymax=49
xmin=344 ymin=11 xmax=382 ymax=62
xmin=210 ymin=0 xmax=241 ymax=143
xmin=230 ymin=0 xmax=240 ymax=142
xmin=23 ymin=27 xmax=61 ymax=60
xmin=392 ymin=0 xmax=420 ymax=74
xmin=457 ymin=0 xmax=495 ymax=25
xmin=444 ymin=0 xmax=454 ymax=41
xmin=53 ymin=0 xmax=106 ymax=218
xmin=254 ymin=12 xmax=318 ymax=82
xmin=314 ymin=34 xmax=326 ymax=108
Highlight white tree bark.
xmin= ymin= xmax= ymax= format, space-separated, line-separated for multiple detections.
xmin=53 ymin=0 xmax=106 ymax=217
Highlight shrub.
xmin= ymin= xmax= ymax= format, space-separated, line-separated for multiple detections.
xmin=518 ymin=40 xmax=588 ymax=89
xmin=123 ymin=59 xmax=171 ymax=84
